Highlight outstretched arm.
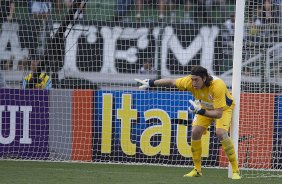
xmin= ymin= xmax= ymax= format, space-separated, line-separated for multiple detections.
xmin=135 ymin=78 xmax=177 ymax=89
xmin=154 ymin=79 xmax=177 ymax=88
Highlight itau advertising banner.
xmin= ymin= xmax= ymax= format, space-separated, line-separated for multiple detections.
xmin=93 ymin=90 xmax=219 ymax=166
xmin=0 ymin=89 xmax=49 ymax=159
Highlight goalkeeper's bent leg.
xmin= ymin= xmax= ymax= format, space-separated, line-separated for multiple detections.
xmin=221 ymin=136 xmax=239 ymax=173
xmin=191 ymin=139 xmax=202 ymax=172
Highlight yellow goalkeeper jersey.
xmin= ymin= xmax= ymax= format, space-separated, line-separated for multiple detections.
xmin=175 ymin=75 xmax=234 ymax=110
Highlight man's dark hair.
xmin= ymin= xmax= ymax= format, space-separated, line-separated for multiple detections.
xmin=191 ymin=66 xmax=213 ymax=86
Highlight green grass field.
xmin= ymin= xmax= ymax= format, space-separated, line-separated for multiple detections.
xmin=0 ymin=160 xmax=280 ymax=184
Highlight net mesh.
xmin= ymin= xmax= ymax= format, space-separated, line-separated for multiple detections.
xmin=0 ymin=0 xmax=281 ymax=178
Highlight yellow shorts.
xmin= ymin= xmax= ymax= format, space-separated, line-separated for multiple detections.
xmin=192 ymin=108 xmax=233 ymax=132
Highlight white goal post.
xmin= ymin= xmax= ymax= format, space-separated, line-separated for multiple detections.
xmin=229 ymin=0 xmax=245 ymax=179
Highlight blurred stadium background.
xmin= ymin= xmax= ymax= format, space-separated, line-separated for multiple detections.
xmin=0 ymin=0 xmax=281 ymax=183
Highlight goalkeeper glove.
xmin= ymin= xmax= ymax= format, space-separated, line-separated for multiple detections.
xmin=188 ymin=100 xmax=206 ymax=115
xmin=134 ymin=79 xmax=155 ymax=89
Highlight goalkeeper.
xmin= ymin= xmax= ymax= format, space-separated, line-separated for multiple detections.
xmin=135 ymin=66 xmax=241 ymax=180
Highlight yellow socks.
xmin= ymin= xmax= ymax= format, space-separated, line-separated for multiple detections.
xmin=191 ymin=137 xmax=239 ymax=174
xmin=221 ymin=137 xmax=239 ymax=173
xmin=191 ymin=139 xmax=202 ymax=171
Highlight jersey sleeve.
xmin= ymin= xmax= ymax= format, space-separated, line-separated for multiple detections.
xmin=175 ymin=75 xmax=193 ymax=91
xmin=212 ymin=80 xmax=227 ymax=109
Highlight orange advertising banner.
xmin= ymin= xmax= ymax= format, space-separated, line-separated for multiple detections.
xmin=219 ymin=93 xmax=275 ymax=169
xmin=72 ymin=90 xmax=93 ymax=161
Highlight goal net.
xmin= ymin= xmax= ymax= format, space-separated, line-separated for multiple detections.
xmin=0 ymin=0 xmax=281 ymax=179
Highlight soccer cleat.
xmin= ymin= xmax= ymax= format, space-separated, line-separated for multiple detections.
xmin=232 ymin=172 xmax=241 ymax=180
xmin=183 ymin=169 xmax=202 ymax=177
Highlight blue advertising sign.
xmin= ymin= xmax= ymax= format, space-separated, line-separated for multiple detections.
xmin=0 ymin=89 xmax=49 ymax=159
xmin=273 ymin=96 xmax=282 ymax=168
xmin=93 ymin=90 xmax=218 ymax=166
xmin=275 ymin=96 xmax=282 ymax=139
